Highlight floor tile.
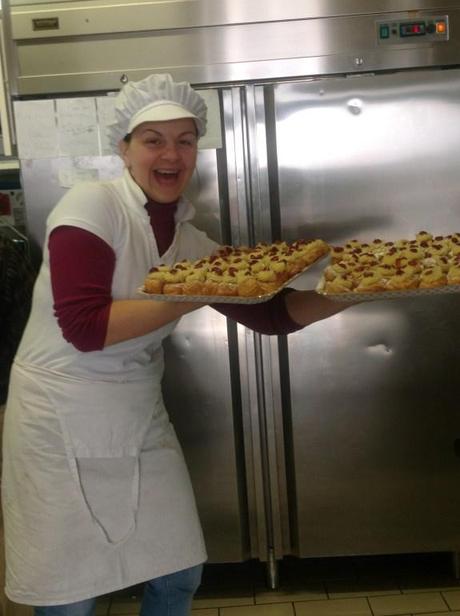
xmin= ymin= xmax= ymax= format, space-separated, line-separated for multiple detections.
xmin=220 ymin=604 xmax=294 ymax=615
xmin=369 ymin=591 xmax=448 ymax=615
xmin=192 ymin=588 xmax=254 ymax=609
xmin=293 ymin=597 xmax=371 ymax=616
xmin=400 ymin=575 xmax=460 ymax=593
xmin=442 ymin=589 xmax=460 ymax=609
xmin=102 ymin=553 xmax=459 ymax=614
xmin=421 ymin=613 xmax=460 ymax=616
xmin=255 ymin=582 xmax=326 ymax=604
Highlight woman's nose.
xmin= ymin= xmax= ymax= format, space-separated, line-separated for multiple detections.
xmin=160 ymin=143 xmax=180 ymax=160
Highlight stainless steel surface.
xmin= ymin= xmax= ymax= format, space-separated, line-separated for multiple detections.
xmin=10 ymin=0 xmax=460 ymax=37
xmin=220 ymin=87 xmax=273 ymax=561
xmin=222 ymin=87 xmax=252 ymax=248
xmin=287 ymin=299 xmax=460 ymax=556
xmin=274 ymin=69 xmax=460 ymax=244
xmin=237 ymin=326 xmax=269 ymax=561
xmin=4 ymin=2 xmax=460 ymax=94
xmin=11 ymin=1 xmax=460 ymax=567
xmin=0 ymin=18 xmax=14 ymax=156
xmin=272 ymin=68 xmax=460 ymax=556
xmin=267 ymin=548 xmax=279 ymax=589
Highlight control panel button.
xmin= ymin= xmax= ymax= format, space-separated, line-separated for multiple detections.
xmin=436 ymin=21 xmax=447 ymax=33
xmin=379 ymin=24 xmax=390 ymax=39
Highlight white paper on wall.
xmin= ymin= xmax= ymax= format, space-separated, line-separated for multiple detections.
xmin=14 ymin=100 xmax=59 ymax=159
xmin=14 ymin=89 xmax=222 ymax=161
xmin=56 ymin=98 xmax=99 ymax=157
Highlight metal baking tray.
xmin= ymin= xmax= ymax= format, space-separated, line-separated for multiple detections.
xmin=137 ymin=287 xmax=277 ymax=304
xmin=316 ymin=277 xmax=460 ymax=302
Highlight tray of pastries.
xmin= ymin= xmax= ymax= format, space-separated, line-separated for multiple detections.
xmin=316 ymin=231 xmax=460 ymax=302
xmin=139 ymin=238 xmax=330 ymax=304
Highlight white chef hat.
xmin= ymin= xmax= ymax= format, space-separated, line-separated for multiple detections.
xmin=107 ymin=73 xmax=208 ymax=152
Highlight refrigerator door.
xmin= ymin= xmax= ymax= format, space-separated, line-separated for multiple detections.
xmin=271 ymin=67 xmax=460 ymax=557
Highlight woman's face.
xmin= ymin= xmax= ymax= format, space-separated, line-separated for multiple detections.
xmin=119 ymin=118 xmax=198 ymax=203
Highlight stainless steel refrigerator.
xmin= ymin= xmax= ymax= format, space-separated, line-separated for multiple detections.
xmin=6 ymin=0 xmax=460 ymax=583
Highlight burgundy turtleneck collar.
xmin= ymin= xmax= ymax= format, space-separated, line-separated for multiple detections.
xmin=144 ymin=199 xmax=178 ymax=257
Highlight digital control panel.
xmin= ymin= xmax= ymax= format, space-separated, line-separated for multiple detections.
xmin=377 ymin=15 xmax=449 ymax=44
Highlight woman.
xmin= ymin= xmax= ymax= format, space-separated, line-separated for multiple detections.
xmin=2 ymin=74 xmax=352 ymax=616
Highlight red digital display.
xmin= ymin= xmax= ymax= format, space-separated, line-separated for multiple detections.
xmin=400 ymin=22 xmax=426 ymax=37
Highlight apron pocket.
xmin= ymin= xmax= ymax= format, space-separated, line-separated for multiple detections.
xmin=16 ymin=368 xmax=167 ymax=546
xmin=52 ymin=380 xmax=160 ymax=458
xmin=76 ymin=456 xmax=139 ymax=545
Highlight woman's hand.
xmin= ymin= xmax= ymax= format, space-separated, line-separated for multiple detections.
xmin=104 ymin=298 xmax=205 ymax=347
xmin=284 ymin=289 xmax=358 ymax=328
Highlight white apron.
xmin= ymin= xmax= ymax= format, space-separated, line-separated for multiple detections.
xmin=1 ymin=171 xmax=219 ymax=605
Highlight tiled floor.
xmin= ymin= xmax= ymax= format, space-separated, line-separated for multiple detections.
xmin=100 ymin=552 xmax=460 ymax=615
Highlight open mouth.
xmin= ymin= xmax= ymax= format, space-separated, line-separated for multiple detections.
xmin=154 ymin=170 xmax=180 ymax=184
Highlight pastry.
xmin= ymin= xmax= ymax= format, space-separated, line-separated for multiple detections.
xmin=429 ymin=241 xmax=450 ymax=257
xmin=385 ymin=269 xmax=418 ymax=290
xmin=355 ymin=271 xmax=385 ymax=293
xmin=318 ymin=230 xmax=460 ymax=297
xmin=324 ymin=275 xmax=354 ymax=294
xmin=447 ymin=264 xmax=460 ymax=285
xmin=381 ymin=249 xmax=400 ymax=267
xmin=144 ymin=277 xmax=164 ymax=294
xmin=142 ymin=238 xmax=329 ymax=298
xmin=323 ymin=262 xmax=349 ymax=281
xmin=419 ymin=266 xmax=446 ymax=288
xmin=238 ymin=277 xmax=263 ymax=297
xmin=416 ymin=230 xmax=433 ymax=243
xmin=163 ymin=283 xmax=184 ymax=295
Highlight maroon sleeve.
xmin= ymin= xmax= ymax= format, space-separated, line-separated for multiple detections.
xmin=213 ymin=288 xmax=303 ymax=335
xmin=49 ymin=226 xmax=115 ymax=352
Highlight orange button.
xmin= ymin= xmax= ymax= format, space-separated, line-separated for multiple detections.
xmin=436 ymin=21 xmax=446 ymax=33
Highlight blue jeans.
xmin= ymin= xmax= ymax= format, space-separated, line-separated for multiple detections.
xmin=34 ymin=564 xmax=203 ymax=616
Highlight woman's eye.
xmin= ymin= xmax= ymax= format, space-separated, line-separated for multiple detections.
xmin=145 ymin=138 xmax=163 ymax=146
xmin=179 ymin=139 xmax=196 ymax=147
